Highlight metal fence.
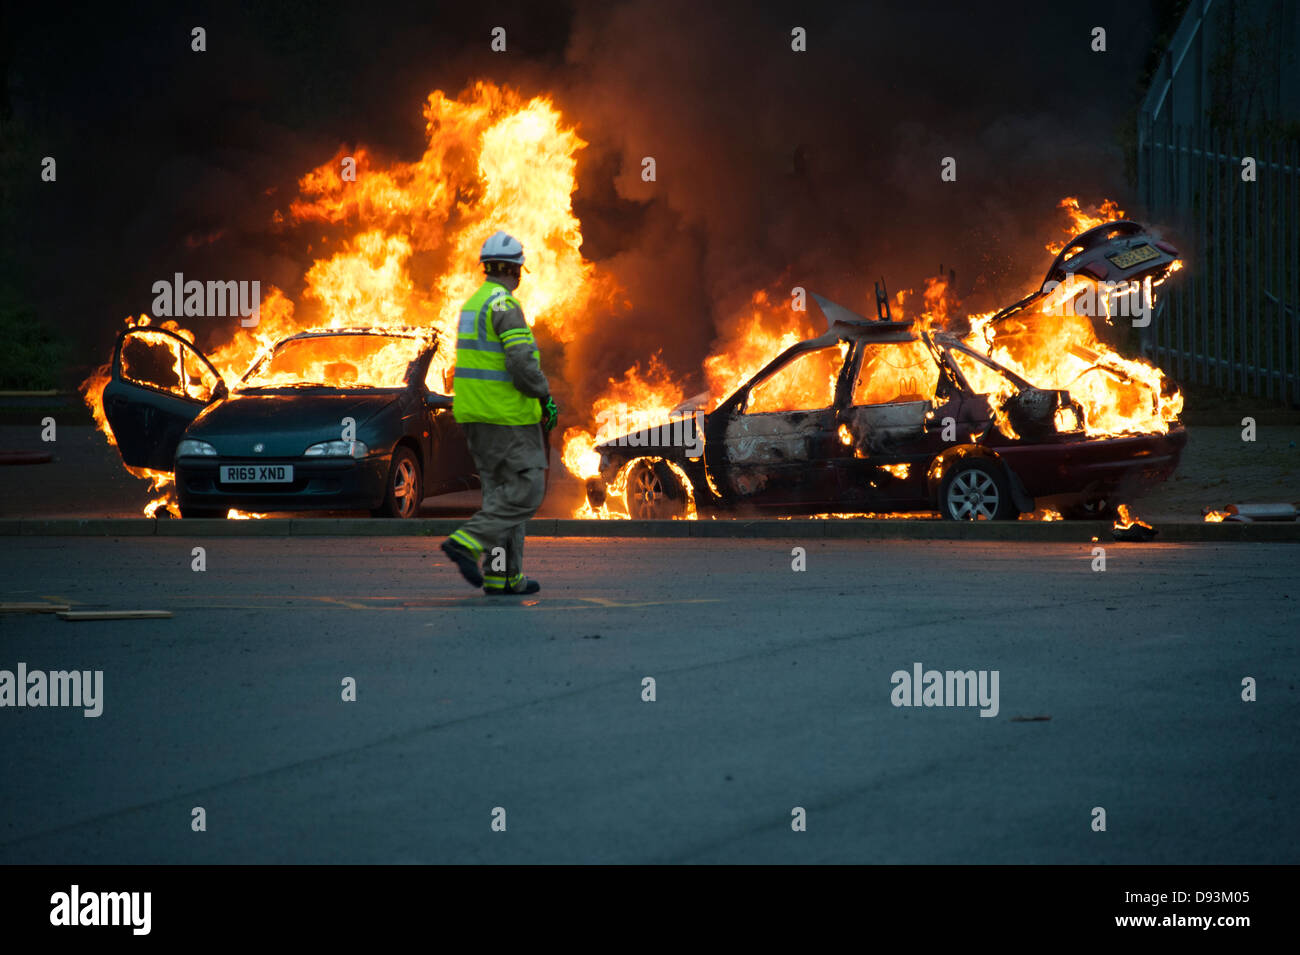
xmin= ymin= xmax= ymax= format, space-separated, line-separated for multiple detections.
xmin=1139 ymin=120 xmax=1300 ymax=404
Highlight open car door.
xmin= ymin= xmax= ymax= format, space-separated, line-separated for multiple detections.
xmin=709 ymin=341 xmax=850 ymax=509
xmin=101 ymin=327 xmax=226 ymax=472
xmin=421 ymin=359 xmax=479 ymax=493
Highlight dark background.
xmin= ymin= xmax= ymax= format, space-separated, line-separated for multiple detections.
xmin=2 ymin=0 xmax=1186 ymax=398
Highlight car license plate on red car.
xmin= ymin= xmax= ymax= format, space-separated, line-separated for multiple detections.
xmin=1106 ymin=243 xmax=1160 ymax=269
xmin=220 ymin=464 xmax=293 ymax=483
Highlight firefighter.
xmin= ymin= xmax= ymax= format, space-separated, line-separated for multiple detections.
xmin=440 ymin=231 xmax=559 ymax=595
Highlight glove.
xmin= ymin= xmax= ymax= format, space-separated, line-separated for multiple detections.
xmin=541 ymin=396 xmax=559 ymax=432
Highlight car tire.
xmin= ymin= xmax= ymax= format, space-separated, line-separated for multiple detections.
xmin=623 ymin=459 xmax=687 ymax=520
xmin=373 ymin=446 xmax=422 ymax=519
xmin=938 ymin=458 xmax=1019 ymax=521
xmin=180 ymin=507 xmax=226 ymax=519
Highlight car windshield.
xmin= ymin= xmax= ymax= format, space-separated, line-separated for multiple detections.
xmin=239 ymin=333 xmax=428 ymax=390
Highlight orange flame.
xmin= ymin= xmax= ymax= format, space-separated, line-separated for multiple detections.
xmin=563 ymin=196 xmax=1182 ymax=518
xmin=1045 ymin=197 xmax=1125 ymax=254
xmin=84 ymin=82 xmax=614 ymax=516
xmin=78 ymin=87 xmax=1179 ymax=527
xmin=1113 ymin=503 xmax=1153 ymax=531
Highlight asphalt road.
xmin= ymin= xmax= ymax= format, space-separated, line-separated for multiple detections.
xmin=1 ymin=536 xmax=1296 ymax=863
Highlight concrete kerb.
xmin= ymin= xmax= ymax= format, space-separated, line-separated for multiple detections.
xmin=2 ymin=517 xmax=1299 ymax=541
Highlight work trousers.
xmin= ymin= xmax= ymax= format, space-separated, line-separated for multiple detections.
xmin=455 ymin=422 xmax=548 ymax=586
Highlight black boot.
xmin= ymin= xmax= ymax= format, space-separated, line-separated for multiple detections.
xmin=441 ymin=539 xmax=484 ymax=587
xmin=484 ymin=577 xmax=541 ymax=596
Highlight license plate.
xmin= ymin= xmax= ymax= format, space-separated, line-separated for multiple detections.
xmin=220 ymin=464 xmax=293 ymax=483
xmin=1106 ymin=243 xmax=1160 ymax=269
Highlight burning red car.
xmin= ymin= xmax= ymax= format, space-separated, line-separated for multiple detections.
xmin=586 ymin=221 xmax=1187 ymax=520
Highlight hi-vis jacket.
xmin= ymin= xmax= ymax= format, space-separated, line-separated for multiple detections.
xmin=452 ymin=280 xmax=550 ymax=425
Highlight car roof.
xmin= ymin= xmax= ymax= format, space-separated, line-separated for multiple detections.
xmin=802 ymin=294 xmax=919 ymax=347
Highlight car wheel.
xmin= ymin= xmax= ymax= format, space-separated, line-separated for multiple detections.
xmin=180 ymin=507 xmax=226 ymax=519
xmin=939 ymin=459 xmax=1019 ymax=521
xmin=373 ymin=446 xmax=422 ymax=519
xmin=624 ymin=459 xmax=686 ymax=520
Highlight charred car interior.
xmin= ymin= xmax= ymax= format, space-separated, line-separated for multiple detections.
xmin=588 ymin=221 xmax=1188 ymax=521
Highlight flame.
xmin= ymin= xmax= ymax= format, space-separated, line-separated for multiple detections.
xmin=1045 ymin=197 xmax=1125 ymax=254
xmin=286 ymin=84 xmax=606 ymax=349
xmin=577 ymin=456 xmax=698 ymax=520
xmin=79 ymin=86 xmax=1179 ymax=529
xmin=1203 ymin=510 xmax=1228 ymax=523
xmin=84 ymin=82 xmax=611 ymax=516
xmin=979 ymin=297 xmax=1182 ymax=437
xmin=703 ymin=290 xmax=818 ymax=400
xmin=1113 ymin=503 xmax=1153 ymax=531
xmin=562 ymin=428 xmax=602 ymax=481
xmin=970 ymin=198 xmax=1181 ymax=439
xmin=563 ymin=196 xmax=1183 ymax=518
xmin=559 ymin=288 xmax=820 ymax=493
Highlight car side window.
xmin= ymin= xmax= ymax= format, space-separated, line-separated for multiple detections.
xmin=120 ymin=333 xmax=185 ymax=398
xmin=947 ymin=347 xmax=1017 ymax=398
xmin=745 ymin=345 xmax=844 ymax=415
xmin=852 ymin=340 xmax=939 ymax=406
xmin=423 ymin=357 xmax=454 ymax=396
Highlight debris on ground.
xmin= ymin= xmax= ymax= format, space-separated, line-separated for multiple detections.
xmin=1112 ymin=504 xmax=1158 ymax=541
xmin=56 ymin=610 xmax=173 ymax=621
xmin=0 ymin=602 xmax=71 ymax=613
xmin=1203 ymin=503 xmax=1298 ymax=523
xmin=0 ymin=451 xmax=53 ymax=465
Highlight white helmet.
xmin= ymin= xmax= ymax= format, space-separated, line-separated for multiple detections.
xmin=479 ymin=230 xmax=525 ymax=266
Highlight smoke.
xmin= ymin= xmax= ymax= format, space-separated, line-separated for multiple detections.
xmin=551 ymin=0 xmax=1154 ymax=409
xmin=7 ymin=0 xmax=1154 ymax=404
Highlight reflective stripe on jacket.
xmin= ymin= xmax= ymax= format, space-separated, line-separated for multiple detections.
xmin=452 ymin=281 xmax=542 ymax=425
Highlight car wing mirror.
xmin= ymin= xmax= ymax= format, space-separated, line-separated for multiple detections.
xmin=424 ymin=392 xmax=453 ymax=411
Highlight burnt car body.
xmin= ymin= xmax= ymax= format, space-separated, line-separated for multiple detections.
xmin=591 ymin=222 xmax=1187 ymax=520
xmin=101 ymin=326 xmax=478 ymax=517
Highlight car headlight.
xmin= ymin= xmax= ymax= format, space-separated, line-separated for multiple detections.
xmin=303 ymin=440 xmax=369 ymax=459
xmin=176 ymin=439 xmax=218 ymax=457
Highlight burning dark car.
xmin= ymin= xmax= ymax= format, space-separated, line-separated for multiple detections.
xmin=100 ymin=326 xmax=477 ymax=518
xmin=586 ymin=221 xmax=1187 ymax=521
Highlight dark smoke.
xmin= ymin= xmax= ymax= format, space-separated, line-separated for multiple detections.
xmin=6 ymin=0 xmax=1155 ymax=411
